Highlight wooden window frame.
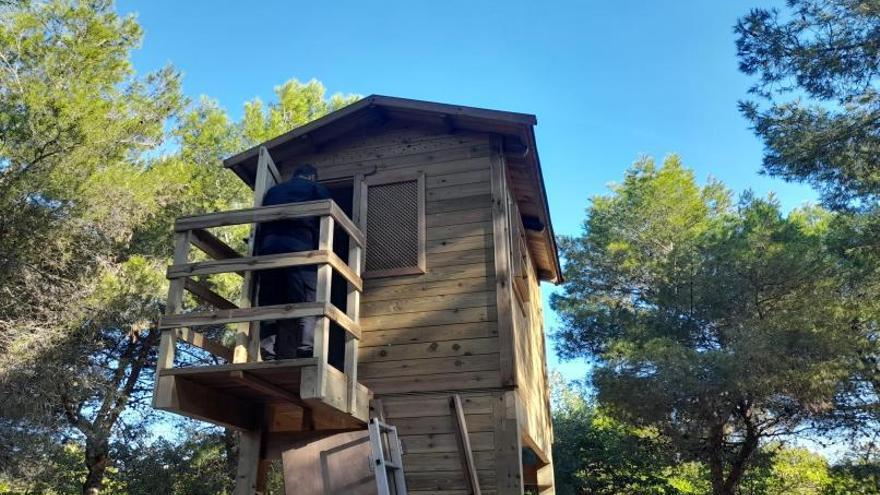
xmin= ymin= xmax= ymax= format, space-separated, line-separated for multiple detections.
xmin=358 ymin=172 xmax=426 ymax=279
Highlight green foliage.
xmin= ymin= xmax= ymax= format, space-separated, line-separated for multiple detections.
xmin=738 ymin=446 xmax=832 ymax=495
xmin=551 ymin=155 xmax=872 ymax=494
xmin=736 ymin=0 xmax=880 ymax=209
xmin=0 ymin=1 xmax=359 ymax=493
xmin=242 ymin=79 xmax=359 ymax=143
xmin=551 ymin=375 xmax=880 ymax=495
xmin=824 ymin=460 xmax=880 ymax=494
xmin=736 ymin=0 xmax=880 ymax=451
xmin=551 ymin=372 xmax=682 ymax=494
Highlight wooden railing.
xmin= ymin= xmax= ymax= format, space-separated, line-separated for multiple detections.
xmin=154 ymin=198 xmax=365 ymax=414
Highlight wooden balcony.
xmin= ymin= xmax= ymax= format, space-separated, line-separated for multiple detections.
xmin=152 ymin=198 xmax=370 ymax=431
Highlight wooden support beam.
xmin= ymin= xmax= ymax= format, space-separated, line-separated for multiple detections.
xmin=229 ymin=370 xmax=308 ymax=407
xmin=169 ymin=249 xmax=326 ymax=277
xmin=490 ymin=140 xmax=517 ymax=388
xmin=168 ymin=250 xmax=363 ymax=292
xmin=344 ymin=243 xmax=362 ymax=414
xmin=260 ymin=145 xmax=282 ymax=184
xmin=312 ymin=216 xmax=335 ymax=400
xmin=451 ymin=394 xmax=482 ymax=495
xmin=494 ymin=391 xmax=524 ymax=495
xmin=152 ymin=231 xmax=190 ymax=406
xmin=159 ymin=302 xmax=362 ymax=340
xmin=154 ymin=375 xmax=259 ymax=431
xmin=183 ymin=278 xmax=238 ymax=310
xmin=175 ymin=200 xmax=333 ymax=232
xmin=233 ymin=146 xmax=276 ymax=495
xmin=190 ymin=228 xmax=242 ymax=261
xmin=161 ymin=301 xmax=322 ymax=328
xmin=177 ymin=327 xmax=233 ymax=361
xmin=234 ymin=427 xmax=264 ymax=495
xmin=311 ymin=317 xmax=331 ymax=398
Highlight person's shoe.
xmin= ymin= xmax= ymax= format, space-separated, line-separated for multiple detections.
xmin=296 ymin=347 xmax=314 ymax=359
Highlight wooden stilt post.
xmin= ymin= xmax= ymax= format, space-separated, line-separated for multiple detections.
xmin=344 ymin=242 xmax=361 ymax=413
xmin=153 ymin=231 xmax=190 ymax=407
xmin=313 ymin=215 xmax=334 ymax=398
xmin=234 ymin=146 xmax=278 ymax=495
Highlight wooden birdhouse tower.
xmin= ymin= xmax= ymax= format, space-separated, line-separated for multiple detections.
xmin=152 ymin=96 xmax=562 ymax=495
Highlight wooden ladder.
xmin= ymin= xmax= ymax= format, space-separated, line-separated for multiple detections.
xmin=367 ymin=417 xmax=408 ymax=495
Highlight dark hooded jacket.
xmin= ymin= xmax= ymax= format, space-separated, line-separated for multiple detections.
xmin=255 ymin=177 xmax=332 ymax=254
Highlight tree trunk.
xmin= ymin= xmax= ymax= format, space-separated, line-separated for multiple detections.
xmin=82 ymin=437 xmax=110 ymax=495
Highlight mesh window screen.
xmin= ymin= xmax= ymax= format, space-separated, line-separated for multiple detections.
xmin=365 ymin=180 xmax=420 ymax=272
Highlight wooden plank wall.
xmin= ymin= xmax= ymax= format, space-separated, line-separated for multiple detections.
xmin=288 ymin=123 xmax=501 ymax=397
xmin=509 ymin=189 xmax=554 ymax=462
xmin=382 ymin=393 xmax=498 ymax=494
xmin=276 ymin=122 xmax=550 ymax=494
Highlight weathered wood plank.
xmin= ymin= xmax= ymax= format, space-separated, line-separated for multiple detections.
xmin=400 ymin=431 xmax=494 ymax=454
xmin=160 ymin=302 xmax=361 ymax=340
xmin=315 ymin=144 xmax=493 ymax=181
xmin=359 ymin=306 xmax=496 ymax=331
xmin=451 ymin=394 xmax=483 ymax=495
xmin=426 ymin=169 xmax=491 ymax=188
xmin=428 ymin=248 xmax=493 ymax=268
xmin=427 ymin=182 xmax=491 ymax=202
xmin=426 ymin=194 xmax=493 ymax=215
xmin=381 ymin=394 xmax=496 ymax=418
xmin=426 ymin=208 xmax=492 ymax=228
xmin=168 ymin=250 xmax=363 ymax=292
xmin=404 ymin=450 xmax=494 ymax=472
xmin=490 ymin=144 xmax=517 ymax=389
xmin=190 ymin=228 xmax=242 ymax=261
xmin=406 ymin=470 xmax=497 ymax=491
xmin=426 ymin=235 xmax=493 ymax=254
xmin=176 ymin=200 xmax=332 ymax=232
xmin=360 ymin=337 xmax=499 ymax=363
xmin=228 ymin=370 xmax=307 ymax=407
xmin=177 ymin=328 xmax=233 ymax=361
xmin=169 ymin=249 xmax=325 ymax=277
xmin=183 ymin=278 xmax=238 ymax=310
xmin=493 ymin=391 xmax=523 ymax=495
xmin=392 ymin=413 xmax=494 ymax=435
xmin=361 ymin=291 xmax=494 ymax=316
xmin=359 ymin=355 xmax=499 ymax=380
xmin=361 ymin=321 xmax=498 ymax=347
xmin=363 ymin=276 xmax=494 ymax=302
xmin=364 ymin=370 xmax=503 ymax=394
xmin=427 ymin=222 xmax=493 ymax=241
xmin=363 ymin=262 xmax=490 ymax=288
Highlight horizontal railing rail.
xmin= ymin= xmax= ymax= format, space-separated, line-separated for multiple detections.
xmin=155 ymin=197 xmax=365 ymax=418
xmin=154 ymin=147 xmax=366 ymax=421
xmin=174 ymin=199 xmax=365 ymax=248
xmin=160 ymin=199 xmax=364 ymax=343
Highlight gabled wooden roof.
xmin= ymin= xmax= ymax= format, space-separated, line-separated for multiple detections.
xmin=223 ymin=95 xmax=562 ymax=283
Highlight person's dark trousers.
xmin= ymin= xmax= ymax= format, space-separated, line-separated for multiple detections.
xmin=258 ymin=265 xmax=318 ymax=360
xmin=257 ymin=224 xmax=318 ymax=360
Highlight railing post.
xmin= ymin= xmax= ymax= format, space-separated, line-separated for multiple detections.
xmin=235 ymin=146 xmax=277 ymax=363
xmin=312 ymin=215 xmax=334 ymax=397
xmin=344 ymin=242 xmax=362 ymax=413
xmin=153 ymin=231 xmax=190 ymax=404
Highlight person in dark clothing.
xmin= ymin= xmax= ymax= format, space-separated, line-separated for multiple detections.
xmin=255 ymin=165 xmax=331 ymax=360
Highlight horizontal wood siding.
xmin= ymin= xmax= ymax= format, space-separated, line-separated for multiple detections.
xmin=381 ymin=392 xmax=501 ymax=494
xmin=509 ymin=189 xmax=554 ymax=462
xmin=286 ymin=123 xmax=500 ymax=396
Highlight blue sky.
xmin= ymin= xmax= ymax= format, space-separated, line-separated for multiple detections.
xmin=118 ymin=0 xmax=818 ymax=380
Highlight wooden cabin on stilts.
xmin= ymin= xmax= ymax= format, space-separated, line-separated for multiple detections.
xmin=152 ymin=95 xmax=562 ymax=494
